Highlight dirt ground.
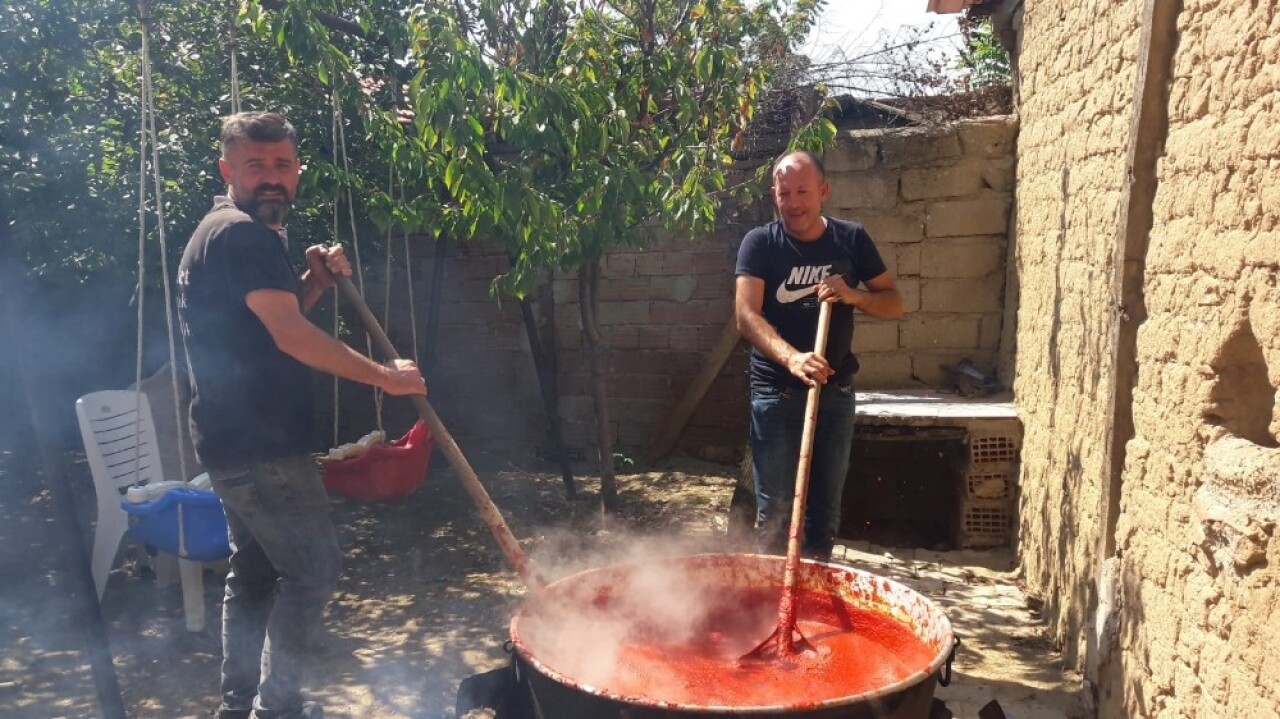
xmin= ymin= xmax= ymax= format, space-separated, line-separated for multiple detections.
xmin=0 ymin=445 xmax=1085 ymax=719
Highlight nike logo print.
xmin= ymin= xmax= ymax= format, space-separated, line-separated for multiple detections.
xmin=776 ymin=284 xmax=817 ymax=304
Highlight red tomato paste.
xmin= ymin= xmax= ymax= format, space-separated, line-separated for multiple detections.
xmin=522 ymin=584 xmax=935 ymax=709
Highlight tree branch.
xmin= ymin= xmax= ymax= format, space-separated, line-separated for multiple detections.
xmin=257 ymin=0 xmax=368 ymax=40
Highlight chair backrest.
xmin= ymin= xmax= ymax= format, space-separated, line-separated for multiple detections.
xmin=75 ymin=390 xmax=165 ymax=500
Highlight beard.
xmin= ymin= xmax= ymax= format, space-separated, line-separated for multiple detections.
xmin=241 ymin=184 xmax=293 ymax=226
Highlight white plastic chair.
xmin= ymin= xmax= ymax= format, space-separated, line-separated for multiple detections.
xmin=75 ymin=389 xmax=210 ymax=632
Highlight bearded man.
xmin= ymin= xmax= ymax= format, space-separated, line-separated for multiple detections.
xmin=178 ymin=111 xmax=426 ymax=719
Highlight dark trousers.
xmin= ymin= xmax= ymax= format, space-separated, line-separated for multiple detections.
xmin=210 ymin=455 xmax=342 ymax=719
xmin=749 ymin=381 xmax=856 ymax=559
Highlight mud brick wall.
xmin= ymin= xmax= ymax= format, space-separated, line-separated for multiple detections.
xmin=1011 ymin=0 xmax=1140 ymax=675
xmin=1014 ymin=1 xmax=1280 ymax=717
xmin=332 ymin=118 xmax=1016 ymax=465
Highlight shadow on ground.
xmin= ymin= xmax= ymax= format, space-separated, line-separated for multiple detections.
xmin=1 ymin=445 xmax=1082 ymax=719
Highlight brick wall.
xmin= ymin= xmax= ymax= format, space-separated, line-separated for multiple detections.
xmin=333 ymin=118 xmax=1017 ymax=465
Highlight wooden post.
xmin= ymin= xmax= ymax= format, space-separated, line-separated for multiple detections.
xmin=644 ymin=316 xmax=741 ymax=463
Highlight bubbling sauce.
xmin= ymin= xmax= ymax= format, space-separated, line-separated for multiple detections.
xmin=520 ymin=584 xmax=936 ymax=709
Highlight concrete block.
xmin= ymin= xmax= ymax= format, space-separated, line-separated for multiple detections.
xmin=610 ymin=373 xmax=675 ymax=400
xmin=661 ymin=251 xmax=697 ymax=275
xmin=979 ymin=313 xmax=1004 ymax=350
xmin=826 ymin=132 xmax=880 ymax=171
xmin=827 ymin=172 xmax=900 ymax=210
xmin=921 ymin=237 xmax=1007 ymax=279
xmin=553 ymin=303 xmax=581 ymax=328
xmin=981 ymin=157 xmax=1017 ymax=192
xmin=698 ymin=323 xmax=727 ymax=351
xmin=901 ymin=162 xmax=989 ymax=201
xmin=599 ymin=301 xmax=650 ymax=325
xmin=958 ymin=117 xmax=1018 ymax=158
xmin=554 ymin=328 xmax=582 ymax=350
xmin=853 ymin=321 xmax=900 ymax=353
xmin=858 ymin=212 xmax=925 ymax=244
xmin=853 ymin=353 xmax=914 ymax=388
xmin=921 ymin=279 xmax=1003 ymax=313
xmin=649 ymin=301 xmax=682 ymax=325
xmin=896 ymin=277 xmax=921 ymax=312
xmin=637 ymin=324 xmax=671 ymax=349
xmin=598 ymin=276 xmax=653 ymax=301
xmin=605 ymin=252 xmax=638 ymax=276
xmin=557 ymin=396 xmax=597 ymax=423
xmin=926 ymin=195 xmax=1012 ymax=237
xmin=635 ymin=253 xmax=665 ymax=276
xmin=896 ymin=243 xmax=922 ymax=276
xmin=648 ymin=274 xmax=699 ymax=303
xmin=609 ymin=350 xmax=667 ymax=374
xmin=669 ymin=325 xmax=700 ymax=351
xmin=911 ymin=351 xmax=992 ymax=388
xmin=900 ymin=316 xmax=982 ymax=350
xmin=551 ymin=277 xmax=578 ymax=304
xmin=600 ymin=325 xmax=640 ymax=349
xmin=692 ymin=249 xmax=737 ymax=273
xmin=690 ymin=273 xmax=734 ymax=300
xmin=881 ymin=128 xmax=962 ymax=169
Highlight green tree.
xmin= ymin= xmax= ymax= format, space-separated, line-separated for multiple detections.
xmin=3 ymin=0 xmax=834 ymax=514
xmin=957 ymin=16 xmax=1010 ymax=89
xmin=267 ymin=0 xmax=833 ymax=513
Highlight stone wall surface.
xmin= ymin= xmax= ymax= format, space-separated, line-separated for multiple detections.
xmin=1011 ymin=0 xmax=1140 ymax=672
xmin=1107 ymin=1 xmax=1280 ymax=717
xmin=1015 ymin=0 xmax=1280 ymax=717
xmin=333 ymin=119 xmax=1017 ymax=464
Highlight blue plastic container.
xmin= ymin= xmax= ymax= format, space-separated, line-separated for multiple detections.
xmin=122 ymin=487 xmax=232 ymax=562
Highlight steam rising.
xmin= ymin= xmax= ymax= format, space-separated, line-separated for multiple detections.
xmin=519 ymin=533 xmax=778 ymax=698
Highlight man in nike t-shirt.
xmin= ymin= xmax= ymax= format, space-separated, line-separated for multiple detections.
xmin=734 ymin=150 xmax=904 ymax=559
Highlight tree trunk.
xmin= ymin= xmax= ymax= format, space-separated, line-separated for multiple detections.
xmin=578 ymin=259 xmax=618 ymax=514
xmin=421 ymin=233 xmax=449 ymax=379
xmin=517 ymin=268 xmax=576 ymax=499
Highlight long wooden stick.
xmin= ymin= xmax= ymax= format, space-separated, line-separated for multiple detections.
xmin=744 ymin=299 xmax=832 ymax=660
xmin=335 ymin=276 xmax=539 ymax=589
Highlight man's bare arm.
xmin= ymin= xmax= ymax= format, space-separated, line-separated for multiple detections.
xmin=245 ymin=288 xmax=425 ymax=395
xmin=734 ymin=275 xmax=833 ymax=386
xmin=817 ymin=270 xmax=904 ymax=319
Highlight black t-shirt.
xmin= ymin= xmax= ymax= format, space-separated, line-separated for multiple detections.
xmin=735 ymin=218 xmax=888 ymax=393
xmin=177 ymin=197 xmax=314 ymax=469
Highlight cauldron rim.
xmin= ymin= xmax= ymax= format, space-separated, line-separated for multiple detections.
xmin=509 ymin=552 xmax=957 ymax=715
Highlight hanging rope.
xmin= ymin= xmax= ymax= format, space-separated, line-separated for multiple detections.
xmin=228 ymin=0 xmax=241 ymax=113
xmin=136 ymin=0 xmax=190 ymax=557
xmin=133 ymin=4 xmax=149 ymax=482
xmin=400 ymin=181 xmax=420 ymax=365
xmin=329 ymin=94 xmax=342 ymax=445
xmin=377 ymin=164 xmax=396 ymax=428
xmin=330 ymin=88 xmax=381 ymax=431
xmin=384 ymin=60 xmax=418 ymax=366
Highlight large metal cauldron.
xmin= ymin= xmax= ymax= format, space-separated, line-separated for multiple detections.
xmin=510 ymin=553 xmax=957 ymax=719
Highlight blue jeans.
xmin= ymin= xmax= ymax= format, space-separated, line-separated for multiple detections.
xmin=750 ymin=381 xmax=856 ymax=559
xmin=209 ymin=456 xmax=342 ymax=719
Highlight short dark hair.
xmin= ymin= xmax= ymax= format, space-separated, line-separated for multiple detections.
xmin=772 ymin=150 xmax=826 ymax=181
xmin=220 ymin=112 xmax=297 ymax=156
